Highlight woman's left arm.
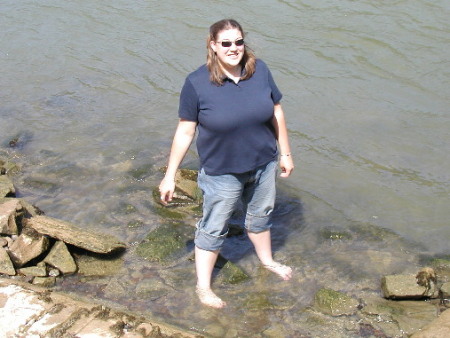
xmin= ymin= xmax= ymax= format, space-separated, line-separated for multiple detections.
xmin=273 ymin=103 xmax=294 ymax=178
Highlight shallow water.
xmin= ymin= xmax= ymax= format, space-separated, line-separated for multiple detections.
xmin=1 ymin=0 xmax=449 ymax=336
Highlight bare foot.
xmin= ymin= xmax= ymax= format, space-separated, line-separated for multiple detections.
xmin=263 ymin=262 xmax=292 ymax=280
xmin=196 ymin=287 xmax=227 ymax=309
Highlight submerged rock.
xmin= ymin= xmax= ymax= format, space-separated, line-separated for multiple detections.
xmin=136 ymin=222 xmax=192 ymax=263
xmin=314 ymin=288 xmax=360 ymax=316
xmin=411 ymin=309 xmax=450 ymax=338
xmin=215 ymin=254 xmax=250 ymax=285
xmin=75 ymin=252 xmax=124 ymax=276
xmin=25 ymin=215 xmax=126 ymax=254
xmin=361 ymin=297 xmax=438 ymax=337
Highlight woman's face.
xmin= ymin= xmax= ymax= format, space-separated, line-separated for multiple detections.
xmin=210 ymin=28 xmax=245 ymax=72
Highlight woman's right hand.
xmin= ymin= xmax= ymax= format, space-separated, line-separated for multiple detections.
xmin=159 ymin=177 xmax=175 ymax=205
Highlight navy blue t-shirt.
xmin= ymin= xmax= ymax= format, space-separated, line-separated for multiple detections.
xmin=178 ymin=59 xmax=282 ymax=175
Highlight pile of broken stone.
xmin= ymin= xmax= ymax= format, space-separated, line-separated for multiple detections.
xmin=0 ymin=159 xmax=126 ymax=286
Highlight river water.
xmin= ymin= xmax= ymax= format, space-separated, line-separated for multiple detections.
xmin=1 ymin=0 xmax=449 ymax=336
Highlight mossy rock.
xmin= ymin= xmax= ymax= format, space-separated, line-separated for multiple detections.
xmin=242 ymin=292 xmax=274 ymax=311
xmin=74 ymin=251 xmax=124 ymax=276
xmin=217 ymin=260 xmax=250 ymax=285
xmin=314 ymin=288 xmax=359 ymax=316
xmin=135 ymin=222 xmax=192 ymax=263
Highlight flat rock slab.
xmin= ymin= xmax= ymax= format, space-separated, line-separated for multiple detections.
xmin=0 ymin=278 xmax=201 ymax=337
xmin=381 ymin=274 xmax=435 ymax=299
xmin=25 ymin=215 xmax=127 ymax=254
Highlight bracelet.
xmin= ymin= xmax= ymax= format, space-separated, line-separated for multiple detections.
xmin=280 ymin=153 xmax=291 ymax=157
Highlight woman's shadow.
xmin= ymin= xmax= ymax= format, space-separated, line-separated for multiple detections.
xmin=213 ymin=182 xmax=305 ymax=270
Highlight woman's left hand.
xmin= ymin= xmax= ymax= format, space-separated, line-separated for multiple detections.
xmin=279 ymin=155 xmax=294 ymax=178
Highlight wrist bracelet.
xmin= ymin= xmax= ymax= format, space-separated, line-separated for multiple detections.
xmin=280 ymin=153 xmax=291 ymax=157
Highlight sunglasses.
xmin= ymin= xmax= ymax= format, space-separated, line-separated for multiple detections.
xmin=217 ymin=39 xmax=245 ymax=48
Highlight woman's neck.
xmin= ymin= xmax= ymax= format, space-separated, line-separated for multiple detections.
xmin=221 ymin=64 xmax=242 ymax=83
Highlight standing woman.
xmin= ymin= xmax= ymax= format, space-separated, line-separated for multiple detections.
xmin=159 ymin=19 xmax=294 ymax=308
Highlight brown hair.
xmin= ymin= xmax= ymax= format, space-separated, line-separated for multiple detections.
xmin=207 ymin=19 xmax=256 ymax=85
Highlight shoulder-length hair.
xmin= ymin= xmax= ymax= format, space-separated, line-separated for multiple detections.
xmin=206 ymin=19 xmax=256 ymax=86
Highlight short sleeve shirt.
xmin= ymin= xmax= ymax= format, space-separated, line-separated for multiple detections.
xmin=178 ymin=59 xmax=282 ymax=175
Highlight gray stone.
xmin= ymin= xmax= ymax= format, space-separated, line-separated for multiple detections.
xmin=0 ymin=176 xmax=15 ymax=198
xmin=0 ymin=247 xmax=15 ymax=275
xmin=43 ymin=241 xmax=77 ymax=275
xmin=25 ymin=215 xmax=126 ymax=254
xmin=0 ymin=237 xmax=7 ymax=247
xmin=411 ymin=309 xmax=450 ymax=338
xmin=8 ymin=227 xmax=50 ymax=267
xmin=32 ymin=276 xmax=56 ymax=287
xmin=0 ymin=198 xmax=22 ymax=235
xmin=18 ymin=265 xmax=47 ymax=277
xmin=381 ymin=274 xmax=436 ymax=299
xmin=314 ymin=288 xmax=359 ymax=316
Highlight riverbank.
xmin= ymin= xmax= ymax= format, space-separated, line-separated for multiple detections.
xmin=0 ymin=278 xmax=201 ymax=337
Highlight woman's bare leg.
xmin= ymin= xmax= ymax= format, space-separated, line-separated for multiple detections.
xmin=247 ymin=230 xmax=292 ymax=280
xmin=195 ymin=246 xmax=226 ymax=308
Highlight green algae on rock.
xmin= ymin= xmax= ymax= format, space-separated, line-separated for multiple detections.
xmin=314 ymin=288 xmax=360 ymax=316
xmin=135 ymin=222 xmax=192 ymax=263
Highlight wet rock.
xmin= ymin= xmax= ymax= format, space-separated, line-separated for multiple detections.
xmin=153 ymin=168 xmax=202 ymax=221
xmin=44 ymin=241 xmax=77 ymax=275
xmin=8 ymin=227 xmax=50 ymax=267
xmin=361 ymin=297 xmax=438 ymax=337
xmin=75 ymin=252 xmax=123 ymax=276
xmin=18 ymin=265 xmax=47 ymax=277
xmin=215 ymin=255 xmax=250 ymax=285
xmin=314 ymin=288 xmax=360 ymax=316
xmin=32 ymin=276 xmax=57 ymax=287
xmin=411 ymin=308 xmax=450 ymax=338
xmin=25 ymin=215 xmax=126 ymax=254
xmin=174 ymin=169 xmax=202 ymax=201
xmin=0 ymin=198 xmax=22 ymax=235
xmin=381 ymin=274 xmax=438 ymax=299
xmin=135 ymin=279 xmax=170 ymax=301
xmin=0 ymin=175 xmax=15 ymax=197
xmin=136 ymin=222 xmax=192 ymax=263
xmin=0 ymin=246 xmax=16 ymax=275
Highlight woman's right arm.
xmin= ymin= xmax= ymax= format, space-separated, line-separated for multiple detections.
xmin=159 ymin=119 xmax=197 ymax=205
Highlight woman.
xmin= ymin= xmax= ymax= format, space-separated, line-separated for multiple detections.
xmin=159 ymin=19 xmax=294 ymax=309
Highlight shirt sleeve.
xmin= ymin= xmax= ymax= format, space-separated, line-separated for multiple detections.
xmin=267 ymin=68 xmax=283 ymax=104
xmin=178 ymin=78 xmax=199 ymax=121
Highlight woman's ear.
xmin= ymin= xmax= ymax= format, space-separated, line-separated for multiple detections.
xmin=210 ymin=40 xmax=217 ymax=53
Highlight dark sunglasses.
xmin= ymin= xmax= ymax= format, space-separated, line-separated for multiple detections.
xmin=217 ymin=39 xmax=245 ymax=48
